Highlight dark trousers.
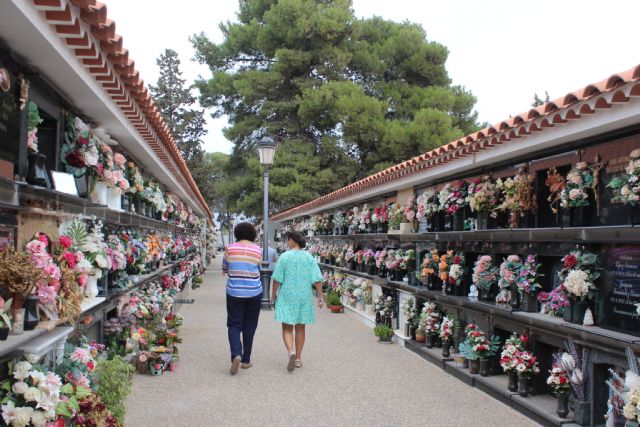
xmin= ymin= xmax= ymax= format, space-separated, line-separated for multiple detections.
xmin=226 ymin=294 xmax=261 ymax=363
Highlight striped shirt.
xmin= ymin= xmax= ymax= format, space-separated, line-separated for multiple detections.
xmin=222 ymin=243 xmax=263 ymax=298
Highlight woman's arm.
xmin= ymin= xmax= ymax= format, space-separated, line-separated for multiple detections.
xmin=270 ymin=281 xmax=280 ymax=307
xmin=314 ymin=282 xmax=324 ymax=308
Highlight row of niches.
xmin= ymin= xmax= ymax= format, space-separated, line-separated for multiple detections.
xmin=311 ymin=239 xmax=640 ymax=338
xmin=0 ymin=53 xmax=203 ymax=228
xmin=278 ymin=133 xmax=640 ymax=236
xmin=0 ymin=212 xmax=204 ymax=341
xmin=320 ymin=267 xmax=638 ymax=426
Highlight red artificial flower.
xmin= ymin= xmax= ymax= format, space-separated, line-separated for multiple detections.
xmin=78 ymin=135 xmax=89 ymax=146
xmin=563 ymin=255 xmax=577 ymax=269
xmin=86 ymin=360 xmax=95 ymax=372
xmin=65 ymin=150 xmax=86 ymax=168
xmin=154 ymin=363 xmax=161 ymax=370
xmin=59 ymin=235 xmax=73 ymax=249
xmin=453 ymin=256 xmax=461 ymax=264
xmin=96 ymin=163 xmax=104 ymax=175
xmin=519 ymin=334 xmax=529 ymax=344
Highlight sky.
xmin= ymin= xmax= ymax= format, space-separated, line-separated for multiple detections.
xmin=105 ymin=0 xmax=640 ymax=154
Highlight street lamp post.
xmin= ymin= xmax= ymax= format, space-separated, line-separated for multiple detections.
xmin=258 ymin=136 xmax=276 ymax=310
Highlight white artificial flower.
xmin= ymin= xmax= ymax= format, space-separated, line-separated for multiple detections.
xmin=29 ymin=371 xmax=46 ymax=386
xmin=30 ymin=411 xmax=47 ymax=427
xmin=24 ymin=387 xmax=42 ymax=403
xmin=12 ymin=407 xmax=34 ymax=427
xmin=95 ymin=254 xmax=108 ymax=269
xmin=564 ymin=269 xmax=590 ymax=298
xmin=12 ymin=362 xmax=32 ymax=381
xmin=11 ymin=382 xmax=28 ymax=395
xmin=1 ymin=400 xmax=16 ymax=426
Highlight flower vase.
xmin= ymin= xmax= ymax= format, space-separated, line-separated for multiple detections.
xmin=476 ymin=211 xmax=490 ymax=230
xmin=569 ymin=206 xmax=590 ymax=227
xmin=149 ymin=362 xmax=163 ymax=376
xmin=431 ymin=277 xmax=443 ymax=291
xmin=356 ymin=302 xmax=365 ymax=312
xmin=415 ymin=333 xmax=426 ymax=343
xmin=426 ymin=215 xmax=436 ymax=232
xmin=407 ymin=271 xmax=416 ymax=286
xmin=349 ymin=261 xmax=357 ymax=271
xmin=85 ymin=274 xmax=99 ymax=298
xmin=412 ymin=219 xmax=420 ymax=233
xmin=556 ymin=394 xmax=570 ymax=418
xmin=107 ymin=187 xmax=122 ymax=210
xmin=404 ymin=323 xmax=411 ymax=337
xmin=10 ymin=309 xmax=25 ymax=335
xmin=564 ymin=300 xmax=589 ymax=324
xmin=444 ymin=214 xmax=454 ymax=232
xmin=23 ymin=295 xmax=39 ymax=331
xmin=121 ymin=195 xmax=130 ymax=212
xmin=468 ymin=359 xmax=479 ymax=374
xmin=442 ymin=340 xmax=451 ymax=357
xmin=445 ymin=282 xmax=455 ymax=295
xmin=425 ymin=334 xmax=435 ymax=348
xmin=571 ymin=399 xmax=592 ymax=425
xmin=399 ymin=222 xmax=413 ymax=234
xmin=507 ymin=373 xmax=518 ymax=392
xmin=630 ymin=205 xmax=640 ymax=225
xmin=518 ymin=377 xmax=530 ymax=397
xmin=479 ymin=358 xmax=491 ymax=377
xmin=366 ymin=264 xmax=377 ymax=276
xmin=509 ymin=290 xmax=520 ymax=309
xmin=365 ymin=304 xmax=374 ymax=315
xmin=91 ymin=181 xmax=109 ymax=205
xmin=0 ymin=327 xmax=8 ymax=340
xmin=379 ymin=223 xmax=388 ymax=233
xmin=520 ymin=293 xmax=538 ymax=312
xmin=27 ymin=152 xmax=51 ymax=188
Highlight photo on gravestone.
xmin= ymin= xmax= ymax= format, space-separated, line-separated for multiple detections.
xmin=600 ymin=245 xmax=640 ymax=336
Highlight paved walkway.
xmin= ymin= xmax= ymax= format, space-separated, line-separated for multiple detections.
xmin=125 ymin=258 xmax=538 ymax=427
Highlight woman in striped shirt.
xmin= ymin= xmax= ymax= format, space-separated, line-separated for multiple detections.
xmin=222 ymin=222 xmax=263 ymax=375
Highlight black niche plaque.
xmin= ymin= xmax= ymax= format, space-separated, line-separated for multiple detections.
xmin=601 ymin=245 xmax=640 ymax=336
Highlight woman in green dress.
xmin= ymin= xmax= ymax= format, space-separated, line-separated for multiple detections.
xmin=270 ymin=231 xmax=324 ymax=372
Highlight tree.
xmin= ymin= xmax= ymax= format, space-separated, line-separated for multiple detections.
xmin=192 ymin=0 xmax=480 ymax=216
xmin=149 ymin=49 xmax=206 ymax=167
xmin=532 ymin=91 xmax=550 ymax=107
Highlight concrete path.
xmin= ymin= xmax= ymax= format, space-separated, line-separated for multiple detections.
xmin=125 ymin=258 xmax=538 ymax=427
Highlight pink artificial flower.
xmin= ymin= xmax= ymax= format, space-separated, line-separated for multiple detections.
xmin=38 ymin=233 xmax=49 ymax=246
xmin=77 ymin=273 xmax=88 ymax=287
xmin=26 ymin=240 xmax=46 ymax=254
xmin=37 ymin=285 xmax=57 ymax=304
xmin=62 ymin=251 xmax=77 ymax=268
xmin=114 ymin=153 xmax=126 ymax=166
xmin=59 ymin=235 xmax=73 ymax=249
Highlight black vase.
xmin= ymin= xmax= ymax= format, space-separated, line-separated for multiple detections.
xmin=430 ymin=277 xmax=443 ymax=291
xmin=435 ymin=211 xmax=446 ymax=232
xmin=569 ymin=206 xmax=590 ymax=227
xmin=0 ymin=327 xmax=8 ymax=341
xmin=509 ymin=290 xmax=520 ymax=309
xmin=426 ymin=215 xmax=436 ymax=232
xmin=508 ymin=373 xmax=518 ymax=392
xmin=444 ymin=214 xmax=454 ymax=232
xmin=571 ymin=399 xmax=592 ymax=425
xmin=563 ymin=301 xmax=589 ymax=324
xmin=27 ymin=153 xmax=51 ymax=188
xmin=445 ymin=282 xmax=455 ymax=295
xmin=23 ymin=295 xmax=39 ymax=331
xmin=379 ymin=223 xmax=388 ymax=233
xmin=407 ymin=271 xmax=417 ymax=286
xmin=121 ymin=195 xmax=130 ymax=212
xmin=518 ymin=292 xmax=536 ymax=312
xmin=631 ymin=205 xmax=640 ymax=225
xmin=518 ymin=376 xmax=530 ymax=397
xmin=476 ymin=211 xmax=490 ymax=230
xmin=556 ymin=394 xmax=570 ymax=418
xmin=155 ymin=210 xmax=163 ymax=221
xmin=366 ymin=264 xmax=377 ymax=276
xmin=426 ymin=334 xmax=435 ymax=348
xmin=442 ymin=339 xmax=451 ymax=357
xmin=479 ymin=358 xmax=491 ymax=377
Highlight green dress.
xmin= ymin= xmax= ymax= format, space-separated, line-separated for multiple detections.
xmin=272 ymin=250 xmax=323 ymax=325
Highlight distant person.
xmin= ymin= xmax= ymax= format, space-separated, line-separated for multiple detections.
xmin=222 ymin=222 xmax=262 ymax=375
xmin=267 ymin=242 xmax=278 ymax=269
xmin=270 ymin=231 xmax=324 ymax=372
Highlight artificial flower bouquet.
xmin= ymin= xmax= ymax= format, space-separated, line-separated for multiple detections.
xmin=372 ymin=205 xmax=389 ymax=226
xmin=438 ymin=180 xmax=469 ymax=215
xmin=416 ymin=188 xmax=439 ymax=220
xmin=447 ymin=252 xmax=466 ymax=289
xmin=466 ymin=176 xmax=500 ymax=215
xmin=460 ymin=324 xmax=500 ymax=361
xmin=400 ymin=297 xmax=417 ymax=329
xmin=472 ymin=255 xmax=499 ymax=295
xmin=561 ymin=162 xmax=594 ymax=209
xmin=497 ymin=255 xmax=522 ymax=304
xmin=439 ymin=315 xmax=455 ymax=343
xmin=514 ymin=350 xmax=540 ymax=378
xmin=61 ymin=113 xmax=100 ymax=179
xmin=538 ymin=286 xmax=570 ymax=317
xmin=500 ymin=333 xmax=527 ymax=374
xmin=517 ymin=255 xmax=542 ymax=295
xmin=558 ymin=251 xmax=600 ymax=301
xmin=359 ymin=205 xmax=372 ymax=231
xmin=417 ymin=249 xmax=439 ymax=284
xmin=363 ymin=249 xmax=376 ymax=266
xmin=607 ymin=148 xmax=640 ymax=206
xmin=374 ymin=295 xmax=394 ymax=325
xmin=422 ymin=302 xmax=441 ymax=336
xmin=547 ymin=365 xmax=571 ymax=396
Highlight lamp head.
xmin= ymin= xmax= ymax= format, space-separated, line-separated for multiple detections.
xmin=258 ymin=136 xmax=276 ymax=166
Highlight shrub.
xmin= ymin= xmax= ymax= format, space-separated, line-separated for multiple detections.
xmin=326 ymin=289 xmax=342 ymax=306
xmin=374 ymin=324 xmax=394 ymax=340
xmin=95 ymin=356 xmax=135 ymax=424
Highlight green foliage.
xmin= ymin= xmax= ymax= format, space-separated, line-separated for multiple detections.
xmin=57 ymin=385 xmax=92 ymax=417
xmin=531 ymin=91 xmax=550 ymax=107
xmin=325 ymin=289 xmax=342 ymax=306
xmin=192 ymin=0 xmax=480 ymax=216
xmin=64 ymin=219 xmax=89 ymax=249
xmin=373 ymin=324 xmax=394 ymax=340
xmin=150 ymin=49 xmax=206 ymax=167
xmin=27 ymin=101 xmax=42 ymax=131
xmin=95 ymin=356 xmax=135 ymax=424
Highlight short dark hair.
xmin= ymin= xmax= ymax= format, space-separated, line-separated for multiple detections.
xmin=234 ymin=222 xmax=257 ymax=242
xmin=287 ymin=231 xmax=306 ymax=249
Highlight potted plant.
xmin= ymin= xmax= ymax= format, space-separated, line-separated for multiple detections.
xmin=558 ymin=251 xmax=600 ymax=324
xmin=517 ymin=255 xmax=542 ymax=312
xmin=472 ymin=255 xmax=499 ymax=301
xmin=497 ymin=255 xmax=522 ymax=307
xmin=547 ymin=363 xmax=571 ymax=418
xmin=500 ymin=334 xmax=527 ymax=392
xmin=459 ymin=324 xmax=480 ymax=374
xmin=466 ymin=176 xmax=500 ymax=230
xmin=326 ymin=289 xmax=343 ymax=313
xmin=415 ymin=312 xmax=427 ymax=343
xmin=374 ymin=324 xmax=394 ymax=343
xmin=515 ymin=350 xmax=540 ymax=397
xmin=460 ymin=323 xmax=499 ymax=376
xmin=0 ymin=297 xmax=12 ymax=340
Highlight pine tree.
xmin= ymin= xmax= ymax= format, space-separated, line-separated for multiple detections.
xmin=149 ymin=49 xmax=206 ymax=167
xmin=532 ymin=91 xmax=551 ymax=107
